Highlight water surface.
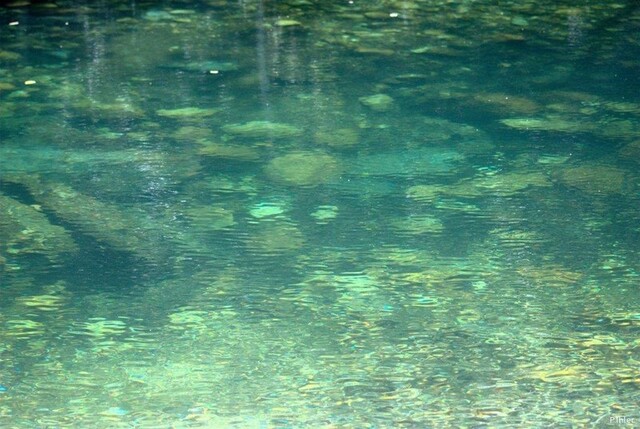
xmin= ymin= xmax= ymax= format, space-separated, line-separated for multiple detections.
xmin=1 ymin=1 xmax=639 ymax=427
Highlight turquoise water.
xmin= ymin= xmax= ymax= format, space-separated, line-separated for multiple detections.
xmin=1 ymin=1 xmax=639 ymax=427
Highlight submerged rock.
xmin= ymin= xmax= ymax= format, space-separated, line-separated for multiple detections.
xmin=247 ymin=221 xmax=305 ymax=254
xmin=173 ymin=126 xmax=214 ymax=141
xmin=15 ymin=281 xmax=69 ymax=311
xmin=265 ymin=151 xmax=341 ymax=186
xmin=619 ymin=140 xmax=640 ymax=161
xmin=310 ymin=205 xmax=339 ymax=223
xmin=350 ymin=146 xmax=463 ymax=178
xmin=354 ymin=47 xmax=395 ymax=56
xmin=0 ymin=193 xmax=78 ymax=262
xmin=12 ymin=177 xmax=140 ymax=250
xmin=406 ymin=184 xmax=443 ymax=202
xmin=359 ymin=93 xmax=395 ymax=112
xmin=184 ymin=205 xmax=235 ymax=231
xmin=314 ymin=127 xmax=360 ymax=148
xmin=160 ymin=60 xmax=238 ymax=73
xmin=407 ymin=169 xmax=553 ymax=201
xmin=500 ymin=116 xmax=587 ymax=133
xmin=274 ymin=19 xmax=303 ymax=27
xmin=329 ymin=175 xmax=398 ymax=198
xmin=7 ymin=176 xmax=205 ymax=264
xmin=156 ymin=107 xmax=221 ymax=119
xmin=0 ymin=82 xmax=17 ymax=91
xmin=450 ymin=171 xmax=553 ymax=197
xmin=468 ymin=92 xmax=541 ymax=115
xmin=422 ymin=116 xmax=489 ymax=141
xmin=516 ymin=264 xmax=583 ymax=288
xmin=222 ymin=121 xmax=303 ymax=139
xmin=196 ymin=141 xmax=261 ymax=161
xmin=143 ymin=10 xmax=174 ymax=21
xmin=554 ymin=164 xmax=630 ymax=195
xmin=0 ymin=50 xmax=21 ymax=61
xmin=249 ymin=201 xmax=287 ymax=219
xmin=391 ymin=214 xmax=444 ymax=235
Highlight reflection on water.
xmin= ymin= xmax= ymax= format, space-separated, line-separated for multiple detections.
xmin=1 ymin=0 xmax=639 ymax=427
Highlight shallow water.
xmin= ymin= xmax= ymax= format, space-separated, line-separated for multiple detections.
xmin=1 ymin=1 xmax=639 ymax=427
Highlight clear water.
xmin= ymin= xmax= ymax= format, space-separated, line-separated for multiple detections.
xmin=1 ymin=1 xmax=639 ymax=427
